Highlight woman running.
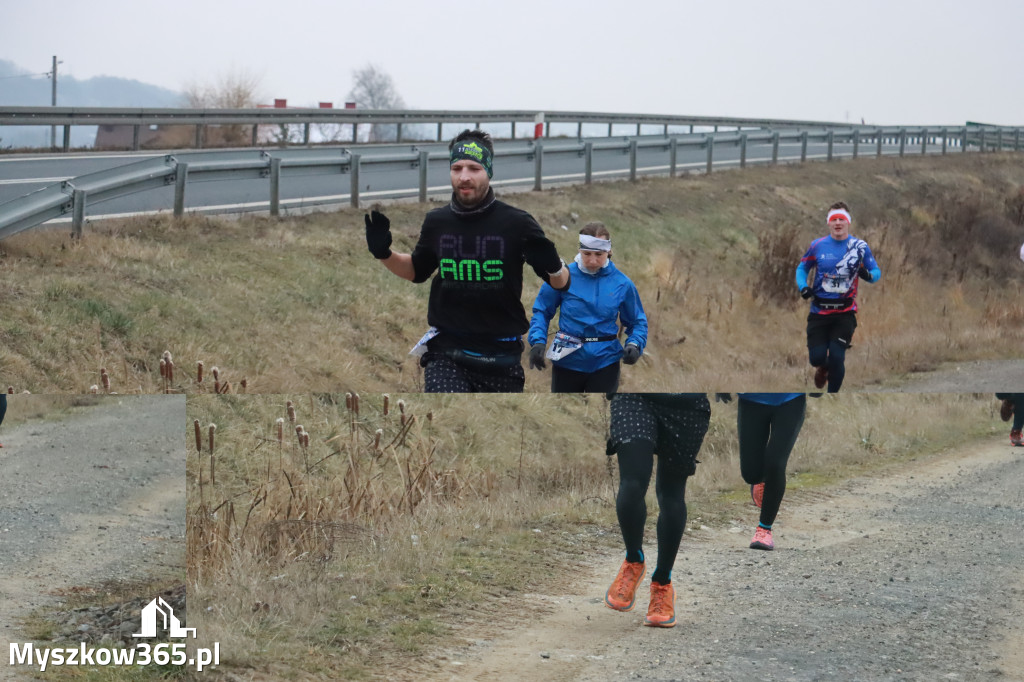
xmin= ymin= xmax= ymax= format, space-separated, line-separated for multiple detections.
xmin=604 ymin=393 xmax=710 ymax=628
xmin=996 ymin=394 xmax=1024 ymax=446
xmin=528 ymin=222 xmax=647 ymax=393
xmin=796 ymin=202 xmax=881 ymax=392
xmin=736 ymin=393 xmax=806 ymax=550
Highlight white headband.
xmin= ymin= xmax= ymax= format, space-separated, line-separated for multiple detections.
xmin=827 ymin=209 xmax=852 ymax=223
xmin=579 ymin=234 xmax=611 ymax=252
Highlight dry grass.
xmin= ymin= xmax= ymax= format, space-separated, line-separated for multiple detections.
xmin=1 ymin=154 xmax=1023 ymax=392
xmin=185 ymin=392 xmax=1001 ymax=680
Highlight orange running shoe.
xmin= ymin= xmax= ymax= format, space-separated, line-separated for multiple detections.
xmin=1011 ymin=429 xmax=1023 ymax=447
xmin=604 ymin=560 xmax=645 ymax=612
xmin=813 ymin=366 xmax=828 ymax=389
xmin=643 ymin=581 xmax=676 ymax=628
xmin=1000 ymin=399 xmax=1014 ymax=422
xmin=750 ymin=526 xmax=774 ymax=551
xmin=750 ymin=483 xmax=764 ymax=508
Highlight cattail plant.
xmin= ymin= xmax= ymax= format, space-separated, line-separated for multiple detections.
xmin=276 ymin=418 xmax=284 ymax=445
xmin=287 ymin=401 xmax=296 ymax=423
xmin=383 ymin=394 xmax=390 ymax=416
xmin=194 ymin=419 xmax=202 ymax=453
xmin=197 ymin=361 xmax=204 ymax=384
xmin=100 ymin=367 xmax=110 ymax=393
xmin=212 ymin=366 xmax=221 ymax=394
xmin=240 ymin=378 xmax=247 ymax=393
xmin=208 ymin=424 xmax=217 ymax=485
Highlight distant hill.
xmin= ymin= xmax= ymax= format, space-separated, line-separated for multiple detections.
xmin=0 ymin=58 xmax=183 ymax=149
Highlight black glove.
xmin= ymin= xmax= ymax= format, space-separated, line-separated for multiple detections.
xmin=622 ymin=344 xmax=641 ymax=365
xmin=714 ymin=393 xmax=732 ymax=403
xmin=364 ymin=210 xmax=392 ymax=259
xmin=800 ymin=286 xmax=814 ymax=300
xmin=528 ymin=343 xmax=546 ymax=370
xmin=858 ymin=266 xmax=873 ymax=282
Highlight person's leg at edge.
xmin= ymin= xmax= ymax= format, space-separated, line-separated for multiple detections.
xmin=0 ymin=393 xmax=6 ymax=447
xmin=651 ymin=457 xmax=689 ymax=585
xmin=755 ymin=397 xmax=806 ymax=529
xmin=1009 ymin=394 xmax=1024 ymax=444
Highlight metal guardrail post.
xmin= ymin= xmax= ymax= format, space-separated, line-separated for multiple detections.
xmin=62 ymin=126 xmax=70 ymax=152
xmin=898 ymin=129 xmax=906 ymax=157
xmin=607 ymin=123 xmax=613 ymax=137
xmin=669 ymin=138 xmax=678 ymax=177
xmin=533 ymin=142 xmax=543 ymax=191
xmin=826 ymin=130 xmax=834 ymax=161
xmin=437 ymin=123 xmax=442 ymax=142
xmin=251 ymin=124 xmax=259 ymax=147
xmin=133 ymin=125 xmax=141 ymax=151
xmin=72 ymin=189 xmax=85 ymax=239
xmin=662 ymin=124 xmax=668 ymax=137
xmin=739 ymin=134 xmax=747 ymax=168
xmin=800 ymin=131 xmax=808 ymax=162
xmin=397 ymin=123 xmax=403 ymax=142
xmin=852 ymin=130 xmax=859 ymax=158
xmin=577 ymin=122 xmax=582 ymax=139
xmin=303 ymin=123 xmax=311 ymax=146
xmin=585 ymin=142 xmax=593 ymax=184
xmin=921 ymin=129 xmax=928 ymax=155
xmin=350 ymin=154 xmax=361 ymax=208
xmin=941 ymin=129 xmax=947 ymax=155
xmin=418 ymin=150 xmax=429 ymax=202
xmin=876 ymin=128 xmax=883 ymax=157
xmin=705 ymin=136 xmax=714 ymax=174
xmin=194 ymin=125 xmax=204 ymax=149
xmin=269 ymin=157 xmax=282 ymax=217
xmin=173 ymin=162 xmax=189 ymax=218
xmin=545 ymin=121 xmax=550 ymax=138
xmin=511 ymin=121 xmax=516 ymax=138
xmin=635 ymin=123 xmax=641 ymax=137
xmin=771 ymin=132 xmax=779 ymax=164
xmin=629 ymin=140 xmax=638 ymax=181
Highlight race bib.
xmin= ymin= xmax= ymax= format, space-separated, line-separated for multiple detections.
xmin=545 ymin=331 xmax=583 ymax=361
xmin=409 ymin=327 xmax=440 ymax=357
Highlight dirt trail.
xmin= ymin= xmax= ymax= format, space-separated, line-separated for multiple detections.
xmin=0 ymin=396 xmax=185 ymax=662
xmin=429 ymin=437 xmax=1024 ymax=681
xmin=871 ymin=359 xmax=1024 ymax=392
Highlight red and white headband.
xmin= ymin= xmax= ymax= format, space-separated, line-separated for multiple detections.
xmin=827 ymin=208 xmax=852 ymax=223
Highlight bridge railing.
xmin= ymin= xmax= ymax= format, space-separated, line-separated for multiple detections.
xmin=0 ymin=123 xmax=1020 ymax=241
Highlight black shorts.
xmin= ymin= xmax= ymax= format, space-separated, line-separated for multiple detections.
xmin=609 ymin=394 xmax=711 ymax=476
xmin=421 ymin=352 xmax=525 ymax=393
xmin=806 ymin=311 xmax=857 ymax=349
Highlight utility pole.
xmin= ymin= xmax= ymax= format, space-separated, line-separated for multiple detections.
xmin=49 ymin=55 xmax=58 ymax=149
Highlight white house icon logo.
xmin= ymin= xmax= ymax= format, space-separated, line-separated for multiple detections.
xmin=132 ymin=597 xmax=196 ymax=638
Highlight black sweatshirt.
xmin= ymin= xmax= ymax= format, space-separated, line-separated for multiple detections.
xmin=411 ymin=195 xmax=562 ymax=354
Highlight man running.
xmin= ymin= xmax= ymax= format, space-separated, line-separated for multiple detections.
xmin=796 ymin=202 xmax=881 ymax=392
xmin=604 ymin=393 xmax=710 ymax=628
xmin=364 ymin=129 xmax=569 ymax=392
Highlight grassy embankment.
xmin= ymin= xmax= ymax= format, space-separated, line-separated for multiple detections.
xmin=0 ymin=153 xmax=1022 ymax=393
xmin=182 ymin=392 xmax=1004 ymax=681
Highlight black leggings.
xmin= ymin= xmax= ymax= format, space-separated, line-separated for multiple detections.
xmin=0 ymin=393 xmax=6 ymax=428
xmin=551 ymin=362 xmax=620 ymax=393
xmin=616 ymin=440 xmax=690 ymax=585
xmin=738 ymin=396 xmax=806 ymax=528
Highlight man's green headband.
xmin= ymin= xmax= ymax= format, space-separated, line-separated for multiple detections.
xmin=450 ymin=141 xmax=493 ymax=178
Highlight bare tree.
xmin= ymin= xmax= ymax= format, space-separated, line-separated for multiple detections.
xmin=347 ymin=64 xmax=405 ymax=142
xmin=183 ymin=69 xmax=263 ymax=146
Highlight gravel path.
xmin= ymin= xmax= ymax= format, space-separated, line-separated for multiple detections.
xmin=870 ymin=359 xmax=1024 ymax=392
xmin=0 ymin=395 xmax=186 ymax=662
xmin=432 ymin=437 xmax=1024 ymax=681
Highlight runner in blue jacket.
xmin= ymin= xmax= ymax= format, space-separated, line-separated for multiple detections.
xmin=528 ymin=223 xmax=648 ymax=393
xmin=796 ymin=202 xmax=881 ymax=392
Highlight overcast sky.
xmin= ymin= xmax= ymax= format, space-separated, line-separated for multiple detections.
xmin=1 ymin=0 xmax=1020 ymax=125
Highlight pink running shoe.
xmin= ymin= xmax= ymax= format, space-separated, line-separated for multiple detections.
xmin=750 ymin=526 xmax=774 ymax=551
xmin=750 ymin=483 xmax=764 ymax=508
xmin=1011 ymin=429 xmax=1023 ymax=447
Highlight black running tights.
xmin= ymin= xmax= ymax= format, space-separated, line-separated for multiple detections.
xmin=738 ymin=396 xmax=806 ymax=527
xmin=615 ymin=439 xmax=689 ymax=585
